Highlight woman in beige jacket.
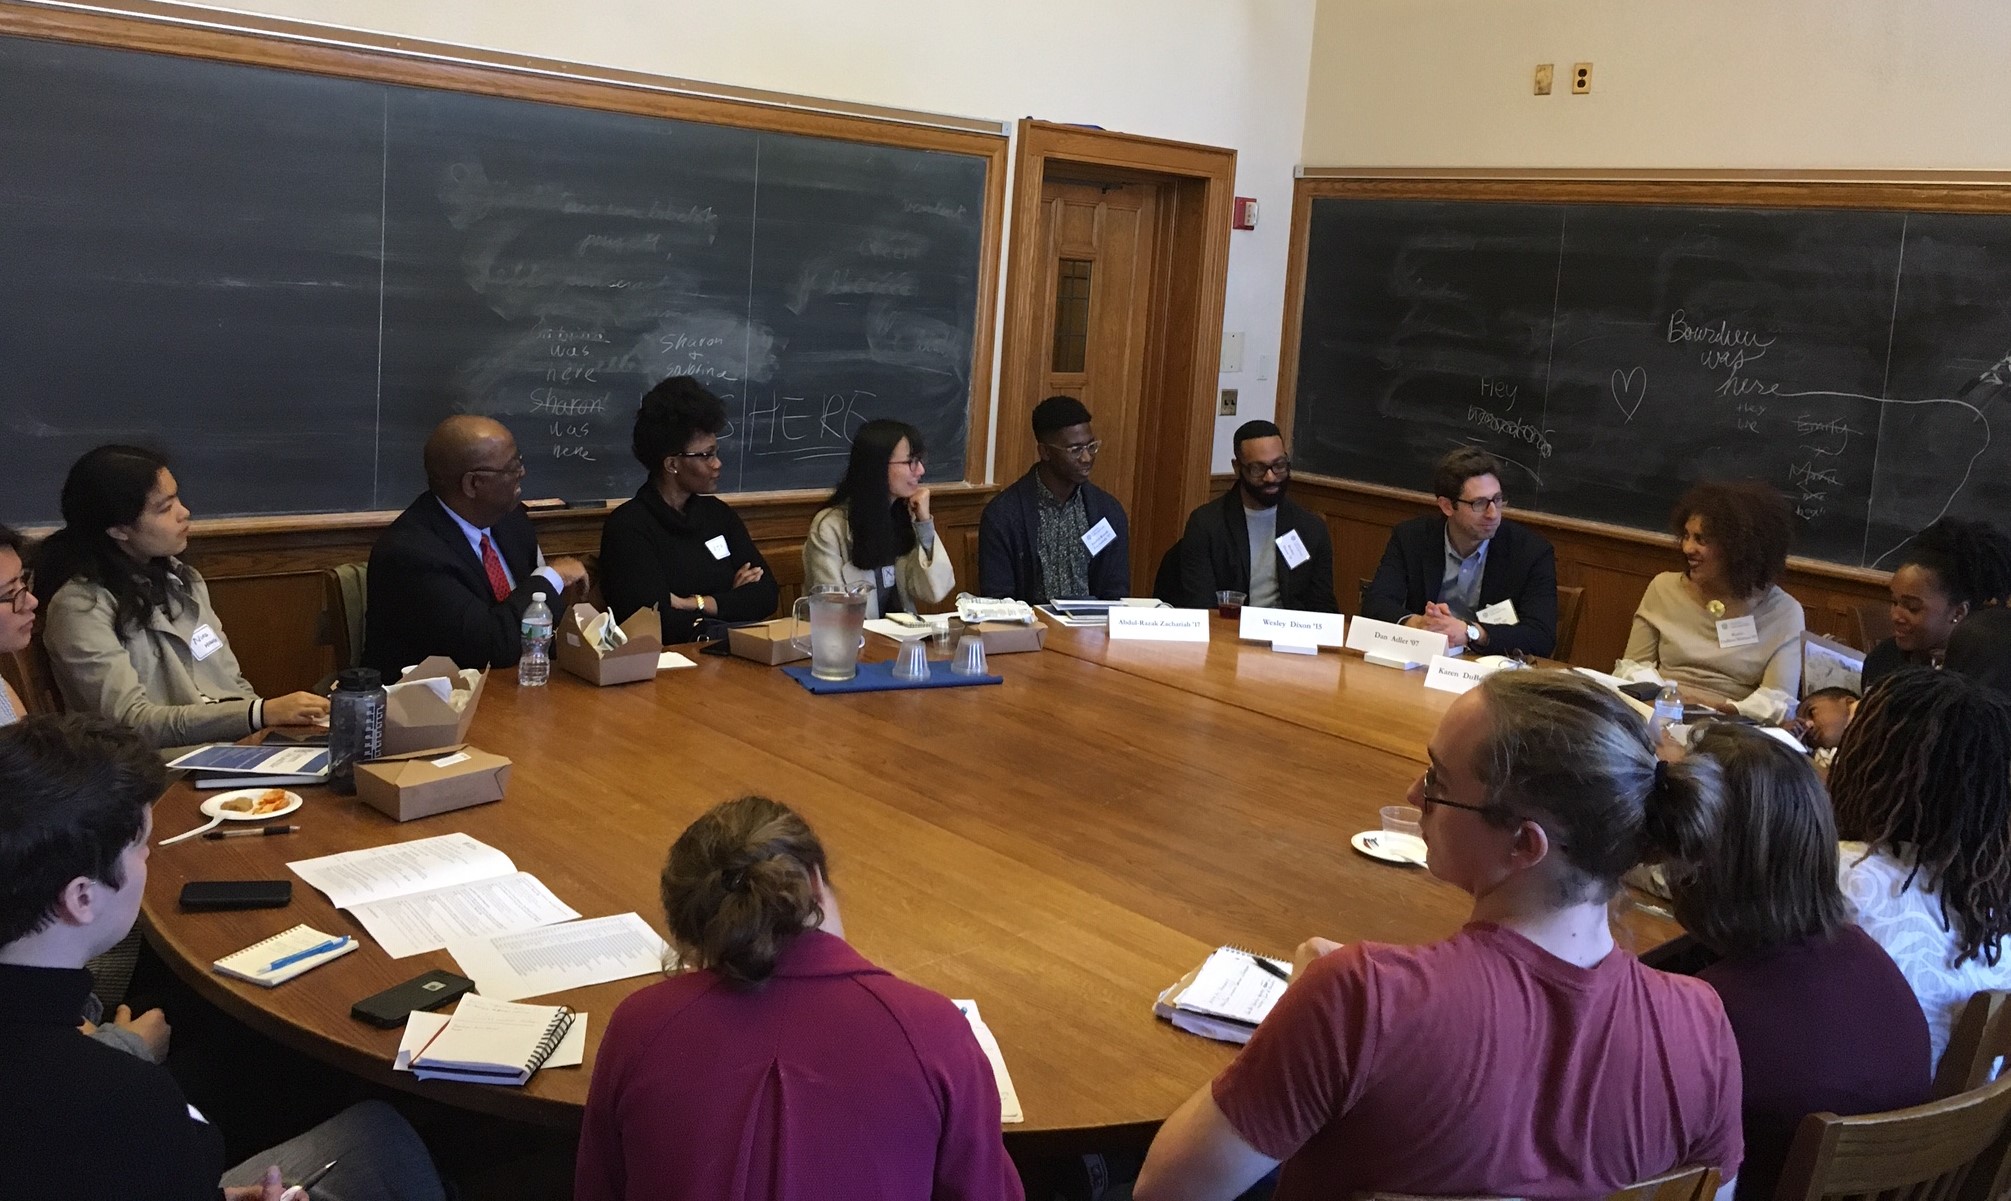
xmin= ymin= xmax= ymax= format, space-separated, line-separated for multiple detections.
xmin=802 ymin=420 xmax=955 ymax=619
xmin=36 ymin=445 xmax=327 ymax=750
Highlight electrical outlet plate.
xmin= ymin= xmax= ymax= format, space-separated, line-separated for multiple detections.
xmin=1534 ymin=64 xmax=1553 ymax=95
xmin=1572 ymin=62 xmax=1592 ymax=94
xmin=1218 ymin=388 xmax=1239 ymax=417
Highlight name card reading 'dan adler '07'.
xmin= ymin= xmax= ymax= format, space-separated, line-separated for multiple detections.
xmin=1107 ymin=608 xmax=1212 ymax=643
xmin=1238 ymin=607 xmax=1347 ymax=649
xmin=1345 ymin=615 xmax=1448 ymax=667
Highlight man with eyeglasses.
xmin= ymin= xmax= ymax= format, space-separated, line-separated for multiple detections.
xmin=1163 ymin=420 xmax=1336 ymax=612
xmin=363 ymin=415 xmax=588 ymax=675
xmin=977 ymin=395 xmax=1130 ymax=602
xmin=1360 ymin=447 xmax=1557 ymax=657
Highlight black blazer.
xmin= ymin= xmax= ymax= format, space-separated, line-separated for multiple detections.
xmin=1169 ymin=490 xmax=1337 ymax=613
xmin=598 ymin=487 xmax=778 ymax=643
xmin=363 ymin=493 xmax=549 ymax=675
xmin=976 ymin=467 xmax=1131 ymax=601
xmin=1359 ymin=515 xmax=1558 ymax=657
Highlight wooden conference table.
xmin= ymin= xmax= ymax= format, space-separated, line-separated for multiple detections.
xmin=140 ymin=617 xmax=1676 ymax=1154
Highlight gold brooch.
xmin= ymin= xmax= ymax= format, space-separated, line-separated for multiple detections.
xmin=1706 ymin=600 xmax=1726 ymax=618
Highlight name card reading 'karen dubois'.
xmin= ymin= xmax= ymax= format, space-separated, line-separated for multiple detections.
xmin=1107 ymin=607 xmax=1212 ymax=643
xmin=1345 ymin=615 xmax=1448 ymax=667
xmin=1423 ymin=655 xmax=1503 ymax=695
xmin=1238 ymin=607 xmax=1346 ymax=649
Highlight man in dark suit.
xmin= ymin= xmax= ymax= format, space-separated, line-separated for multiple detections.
xmin=977 ymin=395 xmax=1131 ymax=602
xmin=363 ymin=416 xmax=588 ymax=675
xmin=1359 ymin=447 xmax=1558 ymax=657
xmin=1165 ymin=420 xmax=1337 ymax=612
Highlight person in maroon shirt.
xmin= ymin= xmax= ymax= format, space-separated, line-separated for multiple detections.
xmin=1136 ymin=670 xmax=1744 ymax=1201
xmin=1674 ymin=724 xmax=1932 ymax=1201
xmin=574 ymin=795 xmax=1023 ymax=1201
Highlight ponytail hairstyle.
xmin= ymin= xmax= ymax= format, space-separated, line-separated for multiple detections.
xmin=1893 ymin=517 xmax=2011 ymax=614
xmin=659 ymin=795 xmax=830 ymax=989
xmin=32 ymin=445 xmax=182 ymax=635
xmin=824 ymin=419 xmax=922 ymax=572
xmin=1471 ymin=670 xmax=1723 ymax=904
xmin=1831 ymin=668 xmax=2011 ymax=967
xmin=1669 ymin=724 xmax=1846 ymax=957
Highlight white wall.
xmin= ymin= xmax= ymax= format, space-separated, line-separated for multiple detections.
xmin=190 ymin=0 xmax=1318 ymax=472
xmin=1304 ymin=0 xmax=2011 ymax=168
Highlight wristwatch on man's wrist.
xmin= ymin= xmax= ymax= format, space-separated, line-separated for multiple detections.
xmin=1465 ymin=622 xmax=1483 ymax=645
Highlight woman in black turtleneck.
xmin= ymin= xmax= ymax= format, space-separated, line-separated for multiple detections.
xmin=598 ymin=377 xmax=778 ymax=643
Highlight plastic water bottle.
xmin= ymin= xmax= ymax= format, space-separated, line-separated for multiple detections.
xmin=327 ymin=667 xmax=386 ymax=796
xmin=1652 ymin=681 xmax=1683 ymax=738
xmin=519 ymin=592 xmax=553 ymax=687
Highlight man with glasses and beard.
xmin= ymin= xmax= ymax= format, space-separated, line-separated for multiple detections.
xmin=1165 ymin=420 xmax=1336 ymax=612
xmin=1360 ymin=447 xmax=1557 ymax=658
xmin=977 ymin=395 xmax=1131 ymax=602
xmin=363 ymin=415 xmax=588 ymax=674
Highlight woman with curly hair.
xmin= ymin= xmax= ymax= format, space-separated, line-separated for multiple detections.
xmin=1618 ymin=480 xmax=1805 ymax=721
xmin=1860 ymin=517 xmax=2011 ymax=690
xmin=1830 ymin=667 xmax=2011 ymax=1067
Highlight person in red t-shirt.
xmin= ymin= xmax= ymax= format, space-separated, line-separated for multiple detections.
xmin=1136 ymin=670 xmax=1744 ymax=1201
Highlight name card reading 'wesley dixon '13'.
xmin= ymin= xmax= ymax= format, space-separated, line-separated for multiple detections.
xmin=1423 ymin=655 xmax=1504 ymax=695
xmin=1238 ymin=607 xmax=1347 ymax=652
xmin=1107 ymin=607 xmax=1212 ymax=643
xmin=1345 ymin=615 xmax=1448 ymax=668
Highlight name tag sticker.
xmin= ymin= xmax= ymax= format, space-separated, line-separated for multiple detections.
xmin=704 ymin=535 xmax=730 ymax=560
xmin=879 ymin=565 xmax=897 ymax=588
xmin=189 ymin=624 xmax=224 ymax=662
xmin=1275 ymin=529 xmax=1311 ymax=570
xmin=1238 ymin=606 xmax=1347 ymax=648
xmin=1716 ymin=614 xmax=1760 ymax=650
xmin=1107 ymin=607 xmax=1212 ymax=643
xmin=1082 ymin=518 xmax=1117 ymax=556
xmin=1475 ymin=598 xmax=1519 ymax=626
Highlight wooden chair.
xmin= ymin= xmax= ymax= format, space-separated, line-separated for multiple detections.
xmin=1554 ymin=584 xmax=1586 ymax=662
xmin=320 ymin=562 xmax=368 ymax=673
xmin=1772 ymin=1072 xmax=2011 ymax=1201
xmin=3 ymin=637 xmax=64 ymax=715
xmin=1939 ymin=991 xmax=2011 ymax=1100
xmin=1853 ymin=599 xmax=1894 ymax=653
xmin=1357 ymin=1163 xmax=1719 ymax=1201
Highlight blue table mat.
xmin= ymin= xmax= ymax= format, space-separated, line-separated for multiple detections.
xmin=781 ymin=660 xmax=1003 ymax=695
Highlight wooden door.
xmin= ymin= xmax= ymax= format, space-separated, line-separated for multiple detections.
xmin=1013 ymin=177 xmax=1159 ymax=584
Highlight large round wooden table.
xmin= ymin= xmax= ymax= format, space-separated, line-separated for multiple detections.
xmin=140 ymin=617 xmax=1675 ymax=1158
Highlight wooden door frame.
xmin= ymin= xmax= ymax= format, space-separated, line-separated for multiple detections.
xmin=998 ymin=120 xmax=1236 ymax=581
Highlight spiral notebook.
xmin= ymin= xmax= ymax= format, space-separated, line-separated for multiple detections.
xmin=1152 ymin=945 xmax=1291 ymax=1045
xmin=212 ymin=924 xmax=358 ymax=987
xmin=408 ymin=994 xmax=579 ymax=1086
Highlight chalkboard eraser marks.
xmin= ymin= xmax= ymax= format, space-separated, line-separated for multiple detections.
xmin=522 ymin=498 xmax=569 ymax=511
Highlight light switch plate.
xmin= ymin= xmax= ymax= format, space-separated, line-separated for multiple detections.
xmin=1220 ymin=331 xmax=1245 ymax=374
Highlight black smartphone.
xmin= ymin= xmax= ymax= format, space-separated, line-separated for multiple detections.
xmin=178 ymin=880 xmax=293 ymax=911
xmin=350 ymin=970 xmax=475 ymax=1027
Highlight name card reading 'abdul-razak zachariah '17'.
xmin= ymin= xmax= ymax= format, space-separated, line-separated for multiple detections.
xmin=1107 ymin=607 xmax=1212 ymax=643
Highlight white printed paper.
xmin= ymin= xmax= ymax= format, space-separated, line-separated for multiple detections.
xmin=1238 ymin=606 xmax=1346 ymax=648
xmin=349 ymin=872 xmax=582 ymax=959
xmin=1345 ymin=614 xmax=1448 ymax=665
xmin=1081 ymin=518 xmax=1117 ymax=557
xmin=953 ymin=1000 xmax=1023 ymax=1124
xmin=1275 ymin=529 xmax=1310 ymax=569
xmin=1475 ymin=598 xmax=1519 ymax=626
xmin=448 ymin=912 xmax=673 ymax=1003
xmin=189 ymin=623 xmax=224 ymax=662
xmin=1107 ymin=607 xmax=1212 ymax=642
xmin=1716 ymin=614 xmax=1760 ymax=650
xmin=704 ymin=535 xmax=730 ymax=560
xmin=1424 ymin=654 xmax=1501 ymax=695
xmin=289 ymin=833 xmax=518 ymax=911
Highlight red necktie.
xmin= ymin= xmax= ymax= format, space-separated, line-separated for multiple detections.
xmin=479 ymin=534 xmax=512 ymax=602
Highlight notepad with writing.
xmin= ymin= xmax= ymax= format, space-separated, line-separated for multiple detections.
xmin=408 ymin=994 xmax=579 ymax=1086
xmin=212 ymin=924 xmax=358 ymax=987
xmin=1153 ymin=946 xmax=1291 ymax=1044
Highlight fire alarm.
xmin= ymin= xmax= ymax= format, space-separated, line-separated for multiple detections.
xmin=1232 ymin=197 xmax=1259 ymax=230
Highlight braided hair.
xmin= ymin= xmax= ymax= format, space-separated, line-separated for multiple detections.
xmin=1831 ymin=668 xmax=2011 ymax=967
xmin=1895 ymin=517 xmax=2011 ymax=612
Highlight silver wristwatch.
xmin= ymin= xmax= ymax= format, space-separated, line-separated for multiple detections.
xmin=1465 ymin=622 xmax=1482 ymax=645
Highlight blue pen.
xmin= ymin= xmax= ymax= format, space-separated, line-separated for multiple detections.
xmin=265 ymin=936 xmax=351 ymax=973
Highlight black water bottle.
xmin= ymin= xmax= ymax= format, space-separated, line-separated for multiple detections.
xmin=328 ymin=667 xmax=386 ymax=795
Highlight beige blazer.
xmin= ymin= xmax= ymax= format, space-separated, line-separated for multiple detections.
xmin=44 ymin=567 xmax=262 ymax=749
xmin=802 ymin=506 xmax=956 ymax=618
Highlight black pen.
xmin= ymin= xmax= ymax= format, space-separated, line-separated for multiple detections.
xmin=1248 ymin=953 xmax=1291 ymax=983
xmin=203 ymin=825 xmax=299 ymax=840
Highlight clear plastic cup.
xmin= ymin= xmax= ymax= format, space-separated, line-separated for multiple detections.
xmin=1380 ymin=805 xmax=1423 ymax=840
xmin=1216 ymin=590 xmax=1247 ymax=618
xmin=893 ymin=638 xmax=932 ymax=682
xmin=951 ymin=633 xmax=989 ymax=676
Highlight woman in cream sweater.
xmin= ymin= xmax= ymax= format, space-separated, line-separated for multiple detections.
xmin=803 ymin=420 xmax=955 ymax=619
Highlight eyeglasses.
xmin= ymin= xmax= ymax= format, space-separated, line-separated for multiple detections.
xmin=1044 ymin=439 xmax=1102 ymax=460
xmin=468 ymin=456 xmax=526 ymax=481
xmin=671 ymin=448 xmax=722 ymax=463
xmin=0 ymin=568 xmax=32 ymax=611
xmin=1449 ymin=495 xmax=1506 ymax=515
xmin=1240 ymin=457 xmax=1291 ymax=480
xmin=1418 ymin=764 xmax=1495 ymax=814
xmin=890 ymin=456 xmax=926 ymax=470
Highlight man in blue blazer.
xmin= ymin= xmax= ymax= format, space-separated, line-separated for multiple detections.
xmin=1359 ymin=447 xmax=1558 ymax=658
xmin=978 ymin=396 xmax=1131 ymax=601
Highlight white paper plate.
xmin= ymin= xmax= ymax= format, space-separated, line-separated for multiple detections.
xmin=201 ymin=789 xmax=303 ymax=821
xmin=1351 ymin=829 xmax=1427 ymax=867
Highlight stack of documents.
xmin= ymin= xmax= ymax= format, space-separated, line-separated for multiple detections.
xmin=953 ymin=1000 xmax=1023 ymax=1123
xmin=287 ymin=833 xmax=578 ymax=958
xmin=396 ymin=994 xmax=587 ymax=1086
xmin=1153 ymin=946 xmax=1291 ymax=1044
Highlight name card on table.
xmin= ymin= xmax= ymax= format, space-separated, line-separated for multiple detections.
xmin=1238 ymin=607 xmax=1346 ymax=651
xmin=1108 ymin=607 xmax=1212 ymax=643
xmin=1345 ymin=615 xmax=1447 ymax=668
xmin=1423 ymin=655 xmax=1503 ymax=695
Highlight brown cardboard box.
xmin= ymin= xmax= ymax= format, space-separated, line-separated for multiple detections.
xmin=383 ymin=657 xmax=486 ymax=756
xmin=972 ymin=619 xmax=1047 ymax=655
xmin=554 ymin=604 xmax=663 ymax=686
xmin=728 ymin=618 xmax=810 ymax=666
xmin=355 ymin=745 xmax=511 ymax=822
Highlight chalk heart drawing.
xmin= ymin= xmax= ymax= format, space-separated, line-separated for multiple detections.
xmin=1611 ymin=367 xmax=1648 ymax=422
